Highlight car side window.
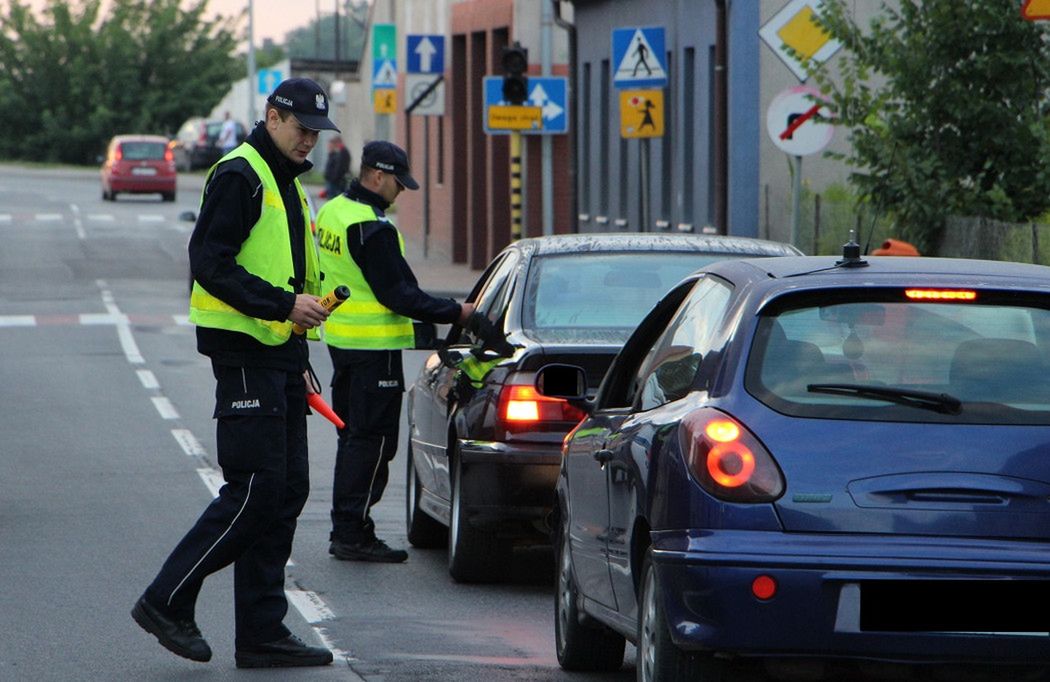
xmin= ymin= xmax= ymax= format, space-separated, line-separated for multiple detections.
xmin=634 ymin=276 xmax=733 ymax=411
xmin=447 ymin=251 xmax=519 ymax=346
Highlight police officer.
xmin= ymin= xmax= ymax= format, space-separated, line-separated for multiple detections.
xmin=316 ymin=141 xmax=504 ymax=562
xmin=131 ymin=78 xmax=336 ymax=668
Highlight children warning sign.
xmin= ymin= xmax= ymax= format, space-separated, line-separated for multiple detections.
xmin=619 ymin=90 xmax=664 ymax=138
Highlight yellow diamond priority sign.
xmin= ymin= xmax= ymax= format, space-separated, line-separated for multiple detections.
xmin=759 ymin=0 xmax=841 ymax=82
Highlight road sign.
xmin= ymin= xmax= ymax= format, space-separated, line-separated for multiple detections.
xmin=619 ymin=90 xmax=664 ymax=138
xmin=406 ymin=34 xmax=445 ymax=74
xmin=374 ymin=89 xmax=397 ymax=114
xmin=488 ymin=106 xmax=542 ymax=131
xmin=372 ymin=23 xmax=397 ymax=90
xmin=759 ymin=0 xmax=841 ymax=82
xmin=612 ymin=27 xmax=667 ymax=89
xmin=766 ymin=85 xmax=833 ymax=156
xmin=483 ymin=76 xmax=568 ymax=135
xmin=257 ymin=68 xmax=282 ymax=95
xmin=405 ymin=74 xmax=444 ymax=116
xmin=1023 ymin=0 xmax=1050 ymax=19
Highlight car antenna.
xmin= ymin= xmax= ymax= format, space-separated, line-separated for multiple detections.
xmin=837 ymin=228 xmax=869 ymax=268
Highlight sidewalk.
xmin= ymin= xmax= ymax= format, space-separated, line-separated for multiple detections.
xmin=402 ymin=240 xmax=480 ymax=300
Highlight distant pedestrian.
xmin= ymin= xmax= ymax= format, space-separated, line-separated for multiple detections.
xmin=216 ymin=111 xmax=238 ymax=155
xmin=314 ymin=140 xmax=506 ymax=563
xmin=324 ymin=135 xmax=351 ymax=199
xmin=131 ymin=78 xmax=338 ymax=669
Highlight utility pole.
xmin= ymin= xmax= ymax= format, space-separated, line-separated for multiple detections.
xmin=247 ymin=0 xmax=256 ymax=125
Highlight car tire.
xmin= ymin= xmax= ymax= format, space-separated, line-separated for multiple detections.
xmin=163 ymin=192 xmax=176 ymax=203
xmin=555 ymin=511 xmax=626 ymax=671
xmin=638 ymin=549 xmax=725 ymax=682
xmin=405 ymin=443 xmax=447 ymax=548
xmin=448 ymin=445 xmax=507 ymax=582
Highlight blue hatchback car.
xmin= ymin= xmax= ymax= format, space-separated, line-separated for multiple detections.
xmin=544 ymin=251 xmax=1050 ymax=680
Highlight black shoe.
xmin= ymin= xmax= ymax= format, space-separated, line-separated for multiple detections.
xmin=235 ymin=634 xmax=334 ymax=668
xmin=329 ymin=538 xmax=408 ymax=563
xmin=131 ymin=596 xmax=212 ymax=662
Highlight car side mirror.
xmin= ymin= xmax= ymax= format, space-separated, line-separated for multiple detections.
xmin=438 ymin=347 xmax=471 ymax=369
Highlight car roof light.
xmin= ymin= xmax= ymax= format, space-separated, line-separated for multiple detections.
xmin=904 ymin=288 xmax=977 ymax=301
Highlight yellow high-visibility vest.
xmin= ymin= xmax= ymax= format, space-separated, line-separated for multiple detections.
xmin=316 ymin=197 xmax=414 ymax=349
xmin=189 ymin=144 xmax=320 ymax=345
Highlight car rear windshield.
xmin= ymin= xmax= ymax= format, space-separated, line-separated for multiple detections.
xmin=120 ymin=142 xmax=167 ymax=160
xmin=745 ymin=290 xmax=1050 ymax=424
xmin=522 ymin=252 xmax=744 ymax=344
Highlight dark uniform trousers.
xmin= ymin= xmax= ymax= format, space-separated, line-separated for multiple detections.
xmin=328 ymin=347 xmax=403 ymax=544
xmin=144 ymin=364 xmax=310 ymax=648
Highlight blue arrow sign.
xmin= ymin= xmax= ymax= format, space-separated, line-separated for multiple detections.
xmin=612 ymin=26 xmax=667 ymax=89
xmin=257 ymin=68 xmax=283 ymax=95
xmin=407 ymin=34 xmax=445 ymax=74
xmin=483 ymin=76 xmax=568 ymax=135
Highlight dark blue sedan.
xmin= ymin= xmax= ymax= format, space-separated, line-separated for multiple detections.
xmin=544 ymin=251 xmax=1050 ymax=680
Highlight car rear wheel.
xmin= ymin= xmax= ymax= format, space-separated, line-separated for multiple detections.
xmin=555 ymin=511 xmax=626 ymax=671
xmin=448 ymin=446 xmax=507 ymax=582
xmin=638 ymin=550 xmax=725 ymax=682
xmin=405 ymin=443 xmax=447 ymax=548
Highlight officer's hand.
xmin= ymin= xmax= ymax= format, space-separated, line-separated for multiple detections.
xmin=289 ymin=294 xmax=329 ymax=330
xmin=466 ymin=312 xmax=514 ymax=357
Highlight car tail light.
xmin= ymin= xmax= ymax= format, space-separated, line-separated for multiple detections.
xmin=497 ymin=376 xmax=586 ymax=435
xmin=164 ymin=146 xmax=174 ymax=163
xmin=681 ymin=408 xmax=784 ymax=503
xmin=112 ymin=146 xmax=123 ymax=162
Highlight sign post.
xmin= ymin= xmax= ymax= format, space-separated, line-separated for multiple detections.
xmin=766 ymin=85 xmax=834 ymax=248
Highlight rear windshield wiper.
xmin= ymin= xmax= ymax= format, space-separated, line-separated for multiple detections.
xmin=807 ymin=383 xmax=962 ymax=415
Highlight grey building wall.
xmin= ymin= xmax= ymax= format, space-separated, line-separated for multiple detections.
xmin=573 ymin=0 xmax=761 ymax=237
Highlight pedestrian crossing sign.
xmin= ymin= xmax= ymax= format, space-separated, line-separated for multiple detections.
xmin=620 ymin=90 xmax=664 ymax=138
xmin=612 ymin=27 xmax=667 ymax=90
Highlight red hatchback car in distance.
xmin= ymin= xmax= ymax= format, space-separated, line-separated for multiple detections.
xmin=100 ymin=135 xmax=177 ymax=202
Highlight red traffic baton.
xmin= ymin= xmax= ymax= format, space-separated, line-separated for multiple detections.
xmin=307 ymin=393 xmax=345 ymax=429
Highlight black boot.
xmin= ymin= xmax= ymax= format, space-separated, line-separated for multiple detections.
xmin=235 ymin=634 xmax=334 ymax=668
xmin=131 ymin=596 xmax=212 ymax=662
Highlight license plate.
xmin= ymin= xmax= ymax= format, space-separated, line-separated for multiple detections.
xmin=132 ymin=167 xmax=157 ymax=176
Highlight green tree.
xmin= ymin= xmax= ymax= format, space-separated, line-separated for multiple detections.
xmin=810 ymin=0 xmax=1050 ymax=253
xmin=0 ymin=0 xmax=239 ymax=164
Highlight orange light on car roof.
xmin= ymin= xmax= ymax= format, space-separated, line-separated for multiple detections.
xmin=904 ymin=289 xmax=977 ymax=301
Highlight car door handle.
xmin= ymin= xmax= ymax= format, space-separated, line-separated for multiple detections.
xmin=593 ymin=449 xmax=614 ymax=464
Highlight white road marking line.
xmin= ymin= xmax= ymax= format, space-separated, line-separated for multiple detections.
xmin=35 ymin=213 xmax=63 ymax=221
xmin=136 ymin=369 xmax=159 ymax=389
xmin=151 ymin=396 xmax=179 ymax=420
xmin=138 ymin=215 xmax=164 ymax=223
xmin=0 ymin=315 xmax=35 ymax=327
xmin=71 ymin=203 xmax=85 ymax=240
xmin=286 ymin=589 xmax=335 ymax=623
xmin=80 ymin=313 xmax=128 ymax=325
xmin=0 ymin=214 xmax=11 ymax=222
xmin=196 ymin=467 xmax=224 ymax=498
xmin=171 ymin=429 xmax=206 ymax=457
xmin=173 ymin=315 xmax=191 ymax=326
xmin=98 ymin=281 xmax=144 ymax=364
xmin=86 ymin=214 xmax=115 ymax=222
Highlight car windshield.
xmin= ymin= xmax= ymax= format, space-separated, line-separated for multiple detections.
xmin=121 ymin=142 xmax=167 ymax=160
xmin=746 ymin=293 xmax=1050 ymax=424
xmin=522 ymin=252 xmax=744 ymax=344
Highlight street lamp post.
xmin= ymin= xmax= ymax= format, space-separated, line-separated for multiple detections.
xmin=247 ymin=0 xmax=257 ymax=125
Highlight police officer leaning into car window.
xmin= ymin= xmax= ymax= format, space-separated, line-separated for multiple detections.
xmin=131 ymin=78 xmax=336 ymax=669
xmin=316 ymin=141 xmax=505 ymax=562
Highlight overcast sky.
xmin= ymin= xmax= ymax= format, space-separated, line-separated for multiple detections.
xmin=17 ymin=0 xmax=323 ymax=44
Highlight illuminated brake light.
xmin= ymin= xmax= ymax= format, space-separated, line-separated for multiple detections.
xmin=905 ymin=289 xmax=977 ymax=301
xmin=497 ymin=381 xmax=587 ymax=435
xmin=164 ymin=147 xmax=174 ymax=163
xmin=681 ymin=408 xmax=784 ymax=503
xmin=707 ymin=443 xmax=756 ymax=487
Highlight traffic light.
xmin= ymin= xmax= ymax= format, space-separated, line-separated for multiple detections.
xmin=501 ymin=42 xmax=528 ymax=105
